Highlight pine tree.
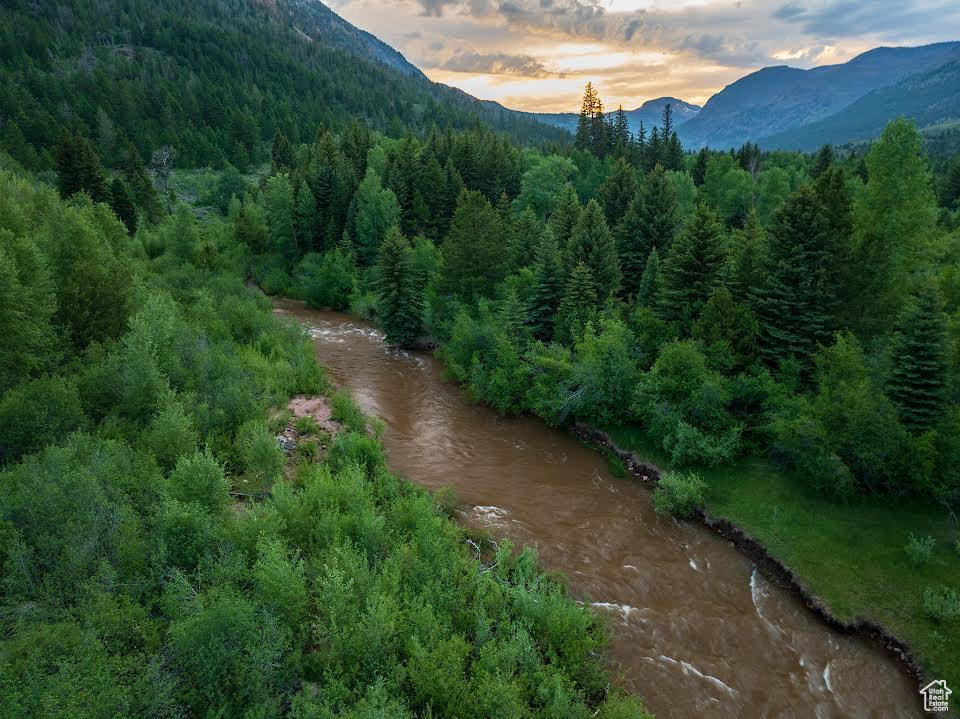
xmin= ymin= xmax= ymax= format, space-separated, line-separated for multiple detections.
xmin=555 ymin=262 xmax=597 ymax=344
xmin=613 ymin=106 xmax=631 ymax=156
xmin=658 ymin=201 xmax=726 ymax=329
xmin=548 ymin=184 xmax=582 ymax=249
xmin=636 ymin=247 xmax=661 ymax=308
xmin=120 ymin=140 xmax=163 ymax=222
xmin=109 ymin=177 xmax=137 ymax=235
xmin=528 ymin=228 xmax=564 ymax=340
xmin=942 ymin=157 xmax=960 ymax=209
xmin=575 ymin=83 xmax=598 ymax=152
xmin=692 ymin=287 xmax=759 ymax=371
xmin=441 ymin=189 xmax=507 ymax=301
xmin=265 ymin=173 xmax=297 ymax=264
xmin=691 ymin=148 xmax=709 ymax=186
xmin=567 ymin=199 xmax=620 ymax=301
xmin=616 ymin=163 xmax=678 ymax=298
xmin=661 ymin=103 xmax=674 ymax=142
xmin=271 ymin=129 xmax=295 ymax=175
xmin=351 ymin=168 xmax=400 ymax=266
xmin=294 ymin=182 xmax=318 ymax=251
xmin=375 ymin=227 xmax=422 ymax=348
xmin=726 ymin=207 xmax=767 ymax=306
xmin=645 ymin=127 xmax=662 ymax=172
xmin=509 ymin=207 xmax=543 ymax=270
xmin=596 ymin=157 xmax=638 ymax=227
xmin=810 ymin=144 xmax=834 ymax=179
xmin=56 ymin=131 xmax=110 ymax=203
xmin=754 ymin=186 xmax=838 ymax=374
xmin=886 ymin=283 xmax=949 ymax=433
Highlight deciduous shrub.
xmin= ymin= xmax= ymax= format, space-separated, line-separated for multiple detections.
xmin=653 ymin=470 xmax=707 ymax=519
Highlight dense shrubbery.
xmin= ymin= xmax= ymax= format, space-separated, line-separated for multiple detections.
xmin=0 ymin=163 xmax=644 ymax=717
xmin=652 ymin=471 xmax=708 ymax=519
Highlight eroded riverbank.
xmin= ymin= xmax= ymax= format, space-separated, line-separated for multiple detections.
xmin=275 ymin=299 xmax=924 ymax=719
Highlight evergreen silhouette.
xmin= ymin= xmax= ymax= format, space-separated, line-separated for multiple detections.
xmin=616 ymin=164 xmax=678 ymax=298
xmin=567 ymin=199 xmax=621 ymax=301
xmin=555 ymin=262 xmax=597 ymax=343
xmin=375 ymin=226 xmax=423 ymax=348
xmin=658 ymin=201 xmax=726 ymax=328
xmin=887 ymin=283 xmax=949 ymax=433
xmin=528 ymin=228 xmax=564 ymax=340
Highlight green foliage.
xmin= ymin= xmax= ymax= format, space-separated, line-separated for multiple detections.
xmin=922 ymin=586 xmax=960 ymax=622
xmin=352 ymin=168 xmax=401 ymax=266
xmin=567 ymin=319 xmax=641 ymax=425
xmin=657 ymin=201 xmax=726 ymax=330
xmin=266 ymin=173 xmax=297 ymax=266
xmin=441 ymin=190 xmax=507 ymax=302
xmin=616 ymin=164 xmax=678 ymax=298
xmin=0 ymin=377 xmax=85 ymax=464
xmin=754 ymin=185 xmax=838 ymax=376
xmin=235 ymin=420 xmax=285 ymax=487
xmin=887 ymin=283 xmax=949 ymax=432
xmin=853 ymin=119 xmax=938 ymax=336
xmin=693 ymin=287 xmax=759 ymax=372
xmin=375 ymin=227 xmax=423 ymax=347
xmin=297 ymin=250 xmax=356 ymax=310
xmin=905 ymin=533 xmax=936 ymax=565
xmin=554 ymin=262 xmax=597 ymax=345
xmin=653 ymin=470 xmax=707 ymax=518
xmin=567 ymin=199 xmax=620 ymax=301
xmin=528 ymin=229 xmax=564 ymax=340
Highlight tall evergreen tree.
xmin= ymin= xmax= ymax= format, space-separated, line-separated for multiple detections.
xmin=636 ymin=247 xmax=661 ymax=308
xmin=56 ymin=131 xmax=110 ymax=203
xmin=567 ymin=199 xmax=620 ymax=301
xmin=596 ymin=157 xmax=638 ymax=227
xmin=510 ymin=207 xmax=543 ymax=270
xmin=441 ymin=190 xmax=506 ymax=302
xmin=691 ymin=148 xmax=709 ymax=186
xmin=375 ymin=227 xmax=422 ymax=348
xmin=887 ymin=283 xmax=949 ymax=433
xmin=109 ymin=177 xmax=137 ymax=235
xmin=754 ymin=186 xmax=838 ymax=374
xmin=613 ymin=106 xmax=631 ymax=156
xmin=726 ymin=207 xmax=767 ymax=307
xmin=265 ymin=173 xmax=297 ymax=264
xmin=293 ymin=182 xmax=318 ymax=251
xmin=810 ymin=144 xmax=834 ymax=179
xmin=548 ymin=184 xmax=582 ymax=250
xmin=555 ymin=262 xmax=597 ymax=343
xmin=351 ymin=168 xmax=400 ymax=266
xmin=575 ymin=83 xmax=599 ymax=152
xmin=616 ymin=164 xmax=678 ymax=298
xmin=271 ymin=130 xmax=295 ymax=175
xmin=658 ymin=201 xmax=726 ymax=329
xmin=528 ymin=228 xmax=564 ymax=340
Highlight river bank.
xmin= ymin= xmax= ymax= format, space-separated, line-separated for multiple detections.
xmin=278 ymin=300 xmax=927 ymax=718
xmin=592 ymin=424 xmax=960 ymax=705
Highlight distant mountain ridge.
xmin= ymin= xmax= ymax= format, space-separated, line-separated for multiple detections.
xmin=677 ymin=41 xmax=960 ymax=149
xmin=531 ymin=97 xmax=702 ymax=136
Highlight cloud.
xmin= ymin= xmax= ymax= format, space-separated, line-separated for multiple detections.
xmin=439 ymin=51 xmax=567 ymax=76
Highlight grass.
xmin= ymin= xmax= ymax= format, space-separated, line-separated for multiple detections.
xmin=604 ymin=424 xmax=960 ymax=689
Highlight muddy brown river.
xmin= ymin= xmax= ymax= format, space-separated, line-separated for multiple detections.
xmin=276 ymin=300 xmax=923 ymax=718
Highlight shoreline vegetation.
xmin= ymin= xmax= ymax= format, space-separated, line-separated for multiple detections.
xmin=0 ymin=166 xmax=650 ymax=718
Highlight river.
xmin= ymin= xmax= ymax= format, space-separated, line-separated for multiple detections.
xmin=275 ymin=299 xmax=923 ymax=718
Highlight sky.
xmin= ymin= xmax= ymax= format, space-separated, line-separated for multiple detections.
xmin=324 ymin=0 xmax=960 ymax=113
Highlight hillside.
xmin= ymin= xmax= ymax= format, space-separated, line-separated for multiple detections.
xmin=533 ymin=97 xmax=701 ymax=135
xmin=678 ymin=42 xmax=960 ymax=148
xmin=0 ymin=0 xmax=566 ymax=170
xmin=763 ymin=59 xmax=960 ymax=150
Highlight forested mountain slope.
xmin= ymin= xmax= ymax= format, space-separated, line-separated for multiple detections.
xmin=0 ymin=0 xmax=567 ymax=171
xmin=763 ymin=59 xmax=960 ymax=150
xmin=679 ymin=42 xmax=960 ymax=148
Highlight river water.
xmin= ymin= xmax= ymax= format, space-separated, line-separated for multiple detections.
xmin=275 ymin=300 xmax=923 ymax=719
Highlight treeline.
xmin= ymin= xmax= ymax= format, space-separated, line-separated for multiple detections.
xmin=0 ymin=0 xmax=567 ymax=172
xmin=0 ymin=158 xmax=649 ymax=718
xmin=219 ymin=87 xmax=960 ymax=512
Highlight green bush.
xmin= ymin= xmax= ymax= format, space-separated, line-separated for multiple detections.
xmin=294 ymin=415 xmax=320 ymax=434
xmin=652 ymin=470 xmax=707 ymax=519
xmin=905 ymin=533 xmax=936 ymax=565
xmin=144 ymin=397 xmax=199 ymax=471
xmin=922 ymin=586 xmax=960 ymax=622
xmin=330 ymin=390 xmax=367 ymax=433
xmin=0 ymin=377 xmax=85 ymax=464
xmin=168 ymin=450 xmax=231 ymax=512
xmin=234 ymin=420 xmax=285 ymax=486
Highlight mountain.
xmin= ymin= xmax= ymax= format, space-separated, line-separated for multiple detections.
xmin=762 ymin=59 xmax=960 ymax=150
xmin=0 ymin=0 xmax=567 ymax=170
xmin=532 ymin=97 xmax=701 ymax=136
xmin=678 ymin=42 xmax=960 ymax=149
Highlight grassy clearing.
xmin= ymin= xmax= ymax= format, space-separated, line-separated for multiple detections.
xmin=604 ymin=424 xmax=960 ymax=689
